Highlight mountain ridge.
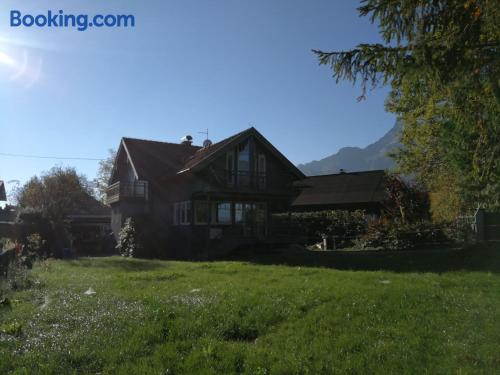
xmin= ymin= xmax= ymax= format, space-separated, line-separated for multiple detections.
xmin=297 ymin=122 xmax=402 ymax=176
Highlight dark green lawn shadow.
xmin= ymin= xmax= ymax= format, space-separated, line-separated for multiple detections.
xmin=227 ymin=243 xmax=500 ymax=274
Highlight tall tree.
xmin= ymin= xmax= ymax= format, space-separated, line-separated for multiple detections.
xmin=94 ymin=149 xmax=116 ymax=203
xmin=314 ymin=0 xmax=500 ymax=219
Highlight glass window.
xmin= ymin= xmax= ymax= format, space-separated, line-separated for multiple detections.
xmin=256 ymin=203 xmax=267 ymax=223
xmin=195 ymin=201 xmax=210 ymax=224
xmin=258 ymin=154 xmax=266 ymax=173
xmin=235 ymin=203 xmax=257 ymax=223
xmin=173 ymin=201 xmax=191 ymax=225
xmin=235 ymin=203 xmax=244 ymax=224
xmin=216 ymin=202 xmax=232 ymax=224
xmin=257 ymin=154 xmax=266 ymax=189
xmin=237 ymin=141 xmax=250 ymax=171
xmin=226 ymin=151 xmax=235 ymax=185
xmin=186 ymin=202 xmax=191 ymax=224
xmin=237 ymin=141 xmax=250 ymax=186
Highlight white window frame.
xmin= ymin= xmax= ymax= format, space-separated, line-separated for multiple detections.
xmin=173 ymin=201 xmax=191 ymax=225
xmin=215 ymin=202 xmax=232 ymax=225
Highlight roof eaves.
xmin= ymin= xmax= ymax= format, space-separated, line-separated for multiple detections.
xmin=121 ymin=138 xmax=140 ymax=180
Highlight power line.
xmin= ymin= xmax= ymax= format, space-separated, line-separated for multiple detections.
xmin=0 ymin=152 xmax=104 ymax=161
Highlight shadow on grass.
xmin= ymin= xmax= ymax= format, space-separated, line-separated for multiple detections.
xmin=67 ymin=256 xmax=169 ymax=272
xmin=227 ymin=243 xmax=500 ymax=274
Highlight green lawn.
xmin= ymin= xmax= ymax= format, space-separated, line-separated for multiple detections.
xmin=1 ymin=246 xmax=500 ymax=374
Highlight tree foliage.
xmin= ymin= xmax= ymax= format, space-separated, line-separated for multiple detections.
xmin=16 ymin=167 xmax=93 ymax=222
xmin=383 ymin=174 xmax=430 ymax=224
xmin=315 ymin=0 xmax=500 ymax=217
xmin=94 ymin=149 xmax=116 ymax=203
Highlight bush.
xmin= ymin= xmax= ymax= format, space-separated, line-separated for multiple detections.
xmin=23 ymin=233 xmax=46 ymax=263
xmin=117 ymin=216 xmax=167 ymax=258
xmin=117 ymin=217 xmax=142 ymax=257
xmin=272 ymin=210 xmax=367 ymax=247
xmin=355 ymin=220 xmax=456 ymax=250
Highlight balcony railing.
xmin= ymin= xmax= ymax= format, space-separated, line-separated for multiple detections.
xmin=226 ymin=171 xmax=267 ymax=190
xmin=106 ymin=180 xmax=149 ymax=204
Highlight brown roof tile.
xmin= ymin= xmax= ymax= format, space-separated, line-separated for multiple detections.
xmin=292 ymin=170 xmax=387 ymax=207
xmin=122 ymin=138 xmax=201 ymax=184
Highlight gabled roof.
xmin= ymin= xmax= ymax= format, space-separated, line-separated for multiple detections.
xmin=116 ymin=128 xmax=305 ymax=186
xmin=0 ymin=181 xmax=6 ymax=201
xmin=292 ymin=170 xmax=387 ymax=207
xmin=179 ymin=127 xmax=305 ymax=179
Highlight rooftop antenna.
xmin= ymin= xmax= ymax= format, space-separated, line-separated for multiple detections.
xmin=199 ymin=128 xmax=213 ymax=148
xmin=198 ymin=128 xmax=209 ymax=141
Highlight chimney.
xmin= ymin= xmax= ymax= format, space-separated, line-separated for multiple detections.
xmin=180 ymin=135 xmax=193 ymax=145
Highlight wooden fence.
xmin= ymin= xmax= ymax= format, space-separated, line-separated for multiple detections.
xmin=462 ymin=209 xmax=500 ymax=242
xmin=477 ymin=210 xmax=500 ymax=242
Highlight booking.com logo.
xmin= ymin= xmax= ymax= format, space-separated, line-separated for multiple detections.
xmin=10 ymin=10 xmax=135 ymax=31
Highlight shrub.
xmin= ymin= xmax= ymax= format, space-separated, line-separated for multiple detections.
xmin=117 ymin=216 xmax=167 ymax=258
xmin=272 ymin=210 xmax=367 ymax=247
xmin=23 ymin=233 xmax=46 ymax=262
xmin=117 ymin=217 xmax=141 ymax=257
xmin=355 ymin=220 xmax=456 ymax=250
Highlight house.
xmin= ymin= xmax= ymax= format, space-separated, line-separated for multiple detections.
xmin=0 ymin=180 xmax=6 ymax=201
xmin=291 ymin=170 xmax=387 ymax=215
xmin=107 ymin=127 xmax=305 ymax=258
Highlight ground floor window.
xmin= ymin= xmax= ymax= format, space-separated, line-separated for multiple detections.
xmin=216 ymin=202 xmax=232 ymax=224
xmin=235 ymin=202 xmax=267 ymax=224
xmin=193 ymin=200 xmax=267 ymax=226
xmin=174 ymin=201 xmax=191 ymax=225
xmin=194 ymin=201 xmax=210 ymax=224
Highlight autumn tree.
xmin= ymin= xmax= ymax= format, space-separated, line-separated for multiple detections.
xmin=314 ymin=0 xmax=500 ymax=219
xmin=17 ymin=166 xmax=93 ymax=222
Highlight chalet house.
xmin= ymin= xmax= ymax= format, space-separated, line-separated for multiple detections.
xmin=292 ymin=170 xmax=387 ymax=215
xmin=107 ymin=128 xmax=305 ymax=258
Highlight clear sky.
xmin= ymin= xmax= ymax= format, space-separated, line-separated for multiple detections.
xmin=0 ymin=0 xmax=395 ymax=199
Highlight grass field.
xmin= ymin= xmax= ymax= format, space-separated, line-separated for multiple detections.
xmin=1 ymin=245 xmax=500 ymax=374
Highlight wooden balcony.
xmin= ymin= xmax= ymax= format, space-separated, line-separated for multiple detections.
xmin=106 ymin=180 xmax=149 ymax=205
xmin=226 ymin=171 xmax=267 ymax=190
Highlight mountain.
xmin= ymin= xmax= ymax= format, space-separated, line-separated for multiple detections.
xmin=298 ymin=122 xmax=402 ymax=176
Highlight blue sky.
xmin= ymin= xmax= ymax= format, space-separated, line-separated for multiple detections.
xmin=0 ymin=0 xmax=395 ymax=198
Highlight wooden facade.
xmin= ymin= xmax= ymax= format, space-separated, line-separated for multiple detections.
xmin=107 ymin=128 xmax=305 ymax=258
